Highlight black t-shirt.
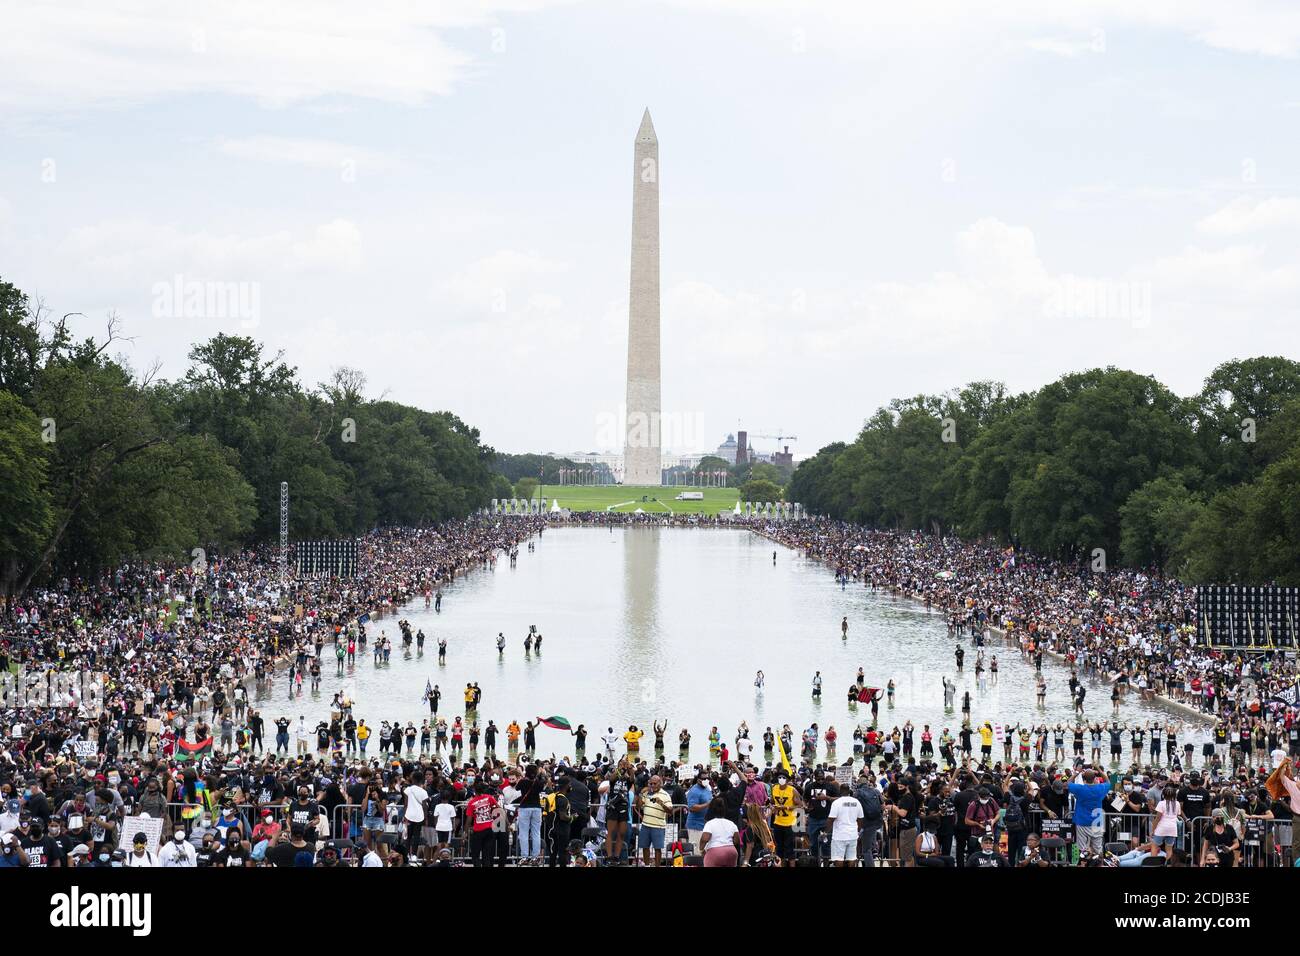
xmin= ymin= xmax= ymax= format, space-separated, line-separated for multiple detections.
xmin=20 ymin=834 xmax=61 ymax=867
xmin=965 ymin=849 xmax=1008 ymax=867
xmin=517 ymin=775 xmax=543 ymax=809
xmin=256 ymin=779 xmax=285 ymax=806
xmin=1207 ymin=824 xmax=1237 ymax=862
xmin=804 ymin=782 xmax=833 ymax=820
xmin=894 ymin=792 xmax=918 ymax=829
xmin=266 ymin=841 xmax=304 ymax=867
xmin=567 ymin=779 xmax=590 ymax=816
xmin=1178 ymin=786 xmax=1210 ymax=820
xmin=288 ymin=800 xmax=320 ymax=832
xmin=926 ymin=794 xmax=956 ymax=837
xmin=952 ymin=788 xmax=976 ymax=831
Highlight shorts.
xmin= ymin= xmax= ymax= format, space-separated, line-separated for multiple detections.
xmin=1153 ymin=834 xmax=1178 ymax=848
xmin=637 ymin=826 xmax=666 ymax=851
xmin=830 ymin=839 xmax=857 ymax=861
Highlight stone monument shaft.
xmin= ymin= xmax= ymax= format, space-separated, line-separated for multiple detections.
xmin=624 ymin=108 xmax=661 ymax=485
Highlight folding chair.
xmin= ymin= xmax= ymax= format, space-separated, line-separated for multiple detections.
xmin=1039 ymin=836 xmax=1066 ymax=865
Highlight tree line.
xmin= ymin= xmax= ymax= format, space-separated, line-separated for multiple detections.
xmin=786 ymin=358 xmax=1300 ymax=584
xmin=0 ymin=280 xmax=500 ymax=597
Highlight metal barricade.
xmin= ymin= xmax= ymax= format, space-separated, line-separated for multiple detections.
xmin=1190 ymin=815 xmax=1295 ymax=868
xmin=1103 ymin=810 xmax=1154 ymax=848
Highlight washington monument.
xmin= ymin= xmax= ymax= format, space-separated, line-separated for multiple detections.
xmin=624 ymin=108 xmax=661 ymax=485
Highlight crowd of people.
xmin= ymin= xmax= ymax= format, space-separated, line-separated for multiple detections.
xmin=0 ymin=513 xmax=1297 ymax=867
xmin=760 ymin=520 xmax=1298 ymax=723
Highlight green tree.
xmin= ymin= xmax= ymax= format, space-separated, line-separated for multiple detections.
xmin=740 ymin=478 xmax=782 ymax=503
xmin=0 ymin=390 xmax=53 ymax=592
xmin=1118 ymin=476 xmax=1205 ymax=573
xmin=515 ymin=477 xmax=539 ymax=500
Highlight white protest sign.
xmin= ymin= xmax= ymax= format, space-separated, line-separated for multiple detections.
xmin=121 ymin=814 xmax=165 ymax=849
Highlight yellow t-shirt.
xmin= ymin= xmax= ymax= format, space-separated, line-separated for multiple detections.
xmin=624 ymin=730 xmax=644 ymax=750
xmin=979 ymin=726 xmax=994 ymax=747
xmin=357 ymin=725 xmax=370 ymax=741
xmin=771 ymin=784 xmax=797 ymax=827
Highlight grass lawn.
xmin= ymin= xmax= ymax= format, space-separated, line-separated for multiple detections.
xmin=540 ymin=484 xmax=740 ymax=515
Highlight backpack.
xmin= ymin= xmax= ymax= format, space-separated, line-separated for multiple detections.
xmin=1004 ymin=796 xmax=1025 ymax=832
xmin=856 ymin=785 xmax=883 ymax=823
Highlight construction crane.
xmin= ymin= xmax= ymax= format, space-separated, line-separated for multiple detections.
xmin=752 ymin=432 xmax=798 ymax=446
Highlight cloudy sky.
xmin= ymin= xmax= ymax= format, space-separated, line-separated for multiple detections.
xmin=2 ymin=1 xmax=1298 ymax=458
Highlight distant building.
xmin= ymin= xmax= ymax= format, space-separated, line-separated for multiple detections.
xmin=736 ymin=430 xmax=749 ymax=466
xmin=715 ymin=433 xmax=739 ymax=465
xmin=773 ymin=445 xmax=794 ymax=470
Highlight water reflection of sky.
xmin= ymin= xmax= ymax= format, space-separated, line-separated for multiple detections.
xmin=257 ymin=526 xmax=1206 ymax=759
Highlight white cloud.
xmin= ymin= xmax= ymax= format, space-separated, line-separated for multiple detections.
xmin=5 ymin=1 xmax=1300 ymax=119
xmin=60 ymin=218 xmax=363 ymax=282
xmin=216 ymin=135 xmax=400 ymax=173
xmin=674 ymin=0 xmax=1300 ymax=58
xmin=1026 ymin=34 xmax=1106 ymax=57
xmin=0 ymin=0 xmax=577 ymax=115
xmin=433 ymin=249 xmax=570 ymax=317
xmin=1196 ymin=196 xmax=1300 ymax=236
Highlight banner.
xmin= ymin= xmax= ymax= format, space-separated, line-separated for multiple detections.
xmin=1270 ymin=683 xmax=1299 ymax=707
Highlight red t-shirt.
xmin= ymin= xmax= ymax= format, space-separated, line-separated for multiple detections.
xmin=465 ymin=793 xmax=498 ymax=832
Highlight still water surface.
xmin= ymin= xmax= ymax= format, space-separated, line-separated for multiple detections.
xmin=261 ymin=527 xmax=1203 ymax=761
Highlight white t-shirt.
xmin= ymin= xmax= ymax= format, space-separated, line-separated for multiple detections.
xmin=362 ymin=849 xmax=383 ymax=867
xmin=701 ymin=817 xmax=739 ymax=852
xmin=433 ymin=802 xmax=456 ymax=832
xmin=403 ymin=785 xmax=428 ymax=823
xmin=828 ymin=796 xmax=864 ymax=841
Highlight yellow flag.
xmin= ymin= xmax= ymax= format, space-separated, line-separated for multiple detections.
xmin=776 ymin=732 xmax=793 ymax=774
